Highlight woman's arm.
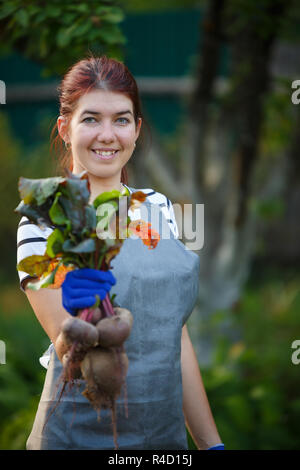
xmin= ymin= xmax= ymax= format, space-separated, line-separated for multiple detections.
xmin=181 ymin=324 xmax=222 ymax=450
xmin=24 ymin=278 xmax=70 ymax=362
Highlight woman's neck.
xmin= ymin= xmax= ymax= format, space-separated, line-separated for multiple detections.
xmin=71 ymin=164 xmax=125 ymax=203
xmin=86 ymin=174 xmax=124 ymax=204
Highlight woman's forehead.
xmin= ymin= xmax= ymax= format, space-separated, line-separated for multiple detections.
xmin=75 ymin=89 xmax=133 ymax=114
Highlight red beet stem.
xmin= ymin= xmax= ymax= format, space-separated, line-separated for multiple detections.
xmin=86 ymin=309 xmax=94 ymax=323
xmin=79 ymin=307 xmax=90 ymax=322
xmin=102 ymin=294 xmax=115 ymax=317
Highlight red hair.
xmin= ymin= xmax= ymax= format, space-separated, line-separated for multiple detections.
xmin=51 ymin=55 xmax=148 ymax=184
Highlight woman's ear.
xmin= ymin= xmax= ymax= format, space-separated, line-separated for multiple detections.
xmin=135 ymin=117 xmax=142 ymax=140
xmin=57 ymin=116 xmax=70 ymax=144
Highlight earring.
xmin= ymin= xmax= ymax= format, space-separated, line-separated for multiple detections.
xmin=64 ymin=141 xmax=71 ymax=150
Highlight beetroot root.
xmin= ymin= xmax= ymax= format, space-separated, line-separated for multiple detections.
xmin=96 ymin=307 xmax=133 ymax=348
xmin=59 ymin=317 xmax=99 ymax=382
xmin=55 ymin=309 xmax=132 ymax=449
xmin=80 ymin=346 xmax=129 ymax=410
xmin=114 ymin=307 xmax=133 ymax=329
xmin=62 ymin=350 xmax=83 ymax=380
xmin=61 ymin=317 xmax=99 ymax=350
xmin=80 ymin=346 xmax=129 ymax=449
xmin=89 ymin=307 xmax=103 ymax=325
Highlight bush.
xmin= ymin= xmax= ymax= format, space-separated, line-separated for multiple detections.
xmin=197 ymin=266 xmax=300 ymax=450
xmin=0 ymin=111 xmax=56 ymax=285
xmin=0 ymin=283 xmax=49 ymax=449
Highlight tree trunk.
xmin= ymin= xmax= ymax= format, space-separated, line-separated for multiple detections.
xmin=184 ymin=0 xmax=292 ymax=363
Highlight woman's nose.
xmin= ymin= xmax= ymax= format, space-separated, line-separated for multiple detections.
xmin=96 ymin=121 xmax=115 ymax=142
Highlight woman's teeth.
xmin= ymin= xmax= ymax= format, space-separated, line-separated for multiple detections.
xmin=93 ymin=150 xmax=117 ymax=156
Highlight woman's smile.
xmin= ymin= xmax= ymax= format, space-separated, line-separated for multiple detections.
xmin=91 ymin=148 xmax=120 ymax=160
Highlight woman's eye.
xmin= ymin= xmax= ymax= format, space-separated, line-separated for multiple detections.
xmin=117 ymin=117 xmax=129 ymax=124
xmin=83 ymin=117 xmax=96 ymax=123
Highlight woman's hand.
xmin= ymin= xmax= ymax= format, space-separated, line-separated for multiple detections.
xmin=62 ymin=268 xmax=116 ymax=316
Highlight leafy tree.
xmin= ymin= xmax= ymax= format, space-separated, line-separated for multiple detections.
xmin=0 ymin=0 xmax=126 ymax=76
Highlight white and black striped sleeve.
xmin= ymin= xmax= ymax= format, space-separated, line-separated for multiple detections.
xmin=139 ymin=189 xmax=179 ymax=239
xmin=166 ymin=198 xmax=179 ymax=239
xmin=17 ymin=216 xmax=53 ymax=292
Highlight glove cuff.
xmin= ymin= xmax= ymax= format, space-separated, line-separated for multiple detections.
xmin=206 ymin=443 xmax=225 ymax=450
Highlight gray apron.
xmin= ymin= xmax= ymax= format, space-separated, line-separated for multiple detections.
xmin=26 ymin=192 xmax=200 ymax=450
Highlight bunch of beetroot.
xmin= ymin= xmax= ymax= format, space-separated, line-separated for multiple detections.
xmin=58 ymin=304 xmax=133 ymax=448
xmin=15 ymin=171 xmax=160 ymax=449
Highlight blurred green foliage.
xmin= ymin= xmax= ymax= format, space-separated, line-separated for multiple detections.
xmin=118 ymin=0 xmax=202 ymax=13
xmin=187 ymin=265 xmax=300 ymax=450
xmin=260 ymin=80 xmax=295 ymax=158
xmin=0 ymin=284 xmax=49 ymax=449
xmin=0 ymin=111 xmax=56 ymax=285
xmin=0 ymin=0 xmax=126 ymax=76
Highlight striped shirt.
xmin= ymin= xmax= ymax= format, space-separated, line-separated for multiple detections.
xmin=17 ymin=184 xmax=179 ymax=293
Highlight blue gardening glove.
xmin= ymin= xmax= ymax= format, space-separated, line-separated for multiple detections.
xmin=206 ymin=443 xmax=225 ymax=450
xmin=62 ymin=268 xmax=116 ymax=316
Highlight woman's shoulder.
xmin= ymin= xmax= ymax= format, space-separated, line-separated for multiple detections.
xmin=17 ymin=216 xmax=54 ymax=241
xmin=17 ymin=217 xmax=54 ymax=292
xmin=126 ymin=185 xmax=172 ymax=208
xmin=17 ymin=216 xmax=54 ymax=267
xmin=126 ymin=185 xmax=179 ymax=239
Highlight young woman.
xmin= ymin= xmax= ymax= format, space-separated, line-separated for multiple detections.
xmin=17 ymin=56 xmax=224 ymax=450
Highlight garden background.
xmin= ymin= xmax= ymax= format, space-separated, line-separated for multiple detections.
xmin=0 ymin=0 xmax=299 ymax=450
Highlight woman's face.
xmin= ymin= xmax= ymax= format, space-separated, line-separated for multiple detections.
xmin=58 ymin=89 xmax=142 ymax=181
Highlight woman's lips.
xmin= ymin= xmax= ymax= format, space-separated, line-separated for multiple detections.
xmin=91 ymin=149 xmax=119 ymax=160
